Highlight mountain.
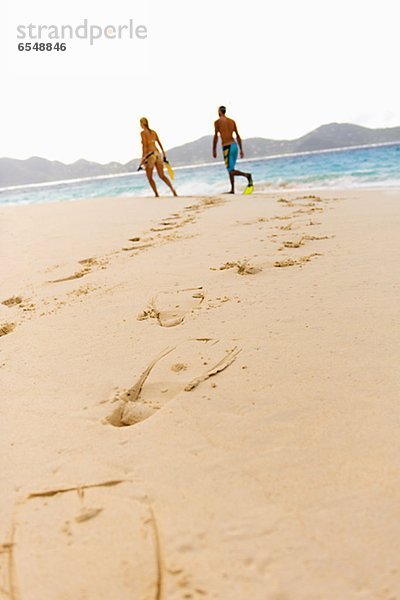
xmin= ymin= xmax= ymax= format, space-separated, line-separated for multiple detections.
xmin=0 ymin=157 xmax=132 ymax=187
xmin=166 ymin=124 xmax=400 ymax=163
xmin=1 ymin=123 xmax=399 ymax=188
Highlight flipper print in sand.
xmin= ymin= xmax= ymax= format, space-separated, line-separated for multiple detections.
xmin=137 ymin=287 xmax=205 ymax=328
xmin=184 ymin=346 xmax=241 ymax=391
xmin=12 ymin=483 xmax=161 ymax=600
xmin=106 ymin=341 xmax=241 ymax=427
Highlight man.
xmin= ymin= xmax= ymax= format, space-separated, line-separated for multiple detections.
xmin=213 ymin=106 xmax=253 ymax=194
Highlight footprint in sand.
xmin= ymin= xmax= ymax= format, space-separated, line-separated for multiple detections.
xmin=211 ymin=260 xmax=262 ymax=275
xmin=10 ymin=481 xmax=162 ymax=599
xmin=150 ymin=225 xmax=179 ymax=232
xmin=277 ymin=198 xmax=296 ymax=207
xmin=275 ymin=218 xmax=322 ymax=233
xmin=67 ymin=284 xmax=100 ymax=299
xmin=137 ymin=287 xmax=205 ymax=328
xmin=205 ymin=295 xmax=231 ymax=310
xmin=49 ymin=257 xmax=108 ymax=284
xmin=78 ymin=257 xmax=108 ymax=268
xmin=274 ymin=253 xmax=323 ymax=268
xmin=276 ymin=222 xmax=294 ymax=231
xmin=280 ymin=239 xmax=303 ymax=249
xmin=105 ymin=341 xmax=241 ymax=427
xmin=236 ymin=216 xmax=269 ymax=226
xmin=149 ymin=213 xmax=196 ymax=233
xmin=1 ymin=296 xmax=35 ymax=314
xmin=270 ymin=215 xmax=292 ymax=221
xmin=0 ymin=322 xmax=16 ymax=337
xmin=1 ymin=295 xmax=23 ymax=307
xmin=123 ymin=236 xmax=156 ymax=252
xmin=293 ymin=207 xmax=324 ymax=215
xmin=296 ymin=194 xmax=322 ymax=202
xmin=123 ymin=227 xmax=196 ymax=252
xmin=278 ymin=235 xmax=332 ymax=251
xmin=50 ymin=270 xmax=90 ymax=284
xmin=184 ymin=197 xmax=224 ymax=213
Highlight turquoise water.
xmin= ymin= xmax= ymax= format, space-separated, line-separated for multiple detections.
xmin=1 ymin=143 xmax=399 ymax=207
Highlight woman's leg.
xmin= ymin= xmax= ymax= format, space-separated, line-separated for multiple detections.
xmin=145 ymin=158 xmax=158 ymax=197
xmin=155 ymin=159 xmax=178 ymax=196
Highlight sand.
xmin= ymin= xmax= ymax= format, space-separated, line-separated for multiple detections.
xmin=1 ymin=188 xmax=399 ymax=599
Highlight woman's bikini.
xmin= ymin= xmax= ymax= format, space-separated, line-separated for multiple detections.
xmin=142 ymin=130 xmax=162 ymax=167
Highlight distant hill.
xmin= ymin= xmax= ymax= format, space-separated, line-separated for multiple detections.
xmin=166 ymin=123 xmax=400 ymax=164
xmin=1 ymin=123 xmax=399 ymax=188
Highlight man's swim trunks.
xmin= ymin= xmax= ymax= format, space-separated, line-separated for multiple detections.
xmin=223 ymin=143 xmax=238 ymax=172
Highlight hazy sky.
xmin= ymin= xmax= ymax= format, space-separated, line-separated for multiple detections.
xmin=1 ymin=0 xmax=399 ymax=163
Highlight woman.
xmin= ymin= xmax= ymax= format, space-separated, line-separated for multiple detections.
xmin=139 ymin=117 xmax=177 ymax=197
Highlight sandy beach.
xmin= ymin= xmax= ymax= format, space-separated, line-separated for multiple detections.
xmin=1 ymin=188 xmax=399 ymax=599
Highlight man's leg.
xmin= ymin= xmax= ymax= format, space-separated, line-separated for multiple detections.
xmin=229 ymin=171 xmax=235 ymax=194
xmin=231 ymin=169 xmax=252 ymax=182
xmin=228 ymin=170 xmax=253 ymax=194
xmin=227 ymin=143 xmax=253 ymax=192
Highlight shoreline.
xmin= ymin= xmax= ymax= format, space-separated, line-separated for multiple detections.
xmin=1 ymin=139 xmax=400 ymax=193
xmin=1 ymin=184 xmax=400 ymax=211
xmin=1 ymin=188 xmax=400 ymax=598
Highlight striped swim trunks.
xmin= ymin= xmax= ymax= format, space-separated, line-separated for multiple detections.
xmin=223 ymin=143 xmax=238 ymax=172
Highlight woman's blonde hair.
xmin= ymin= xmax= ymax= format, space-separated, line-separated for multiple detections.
xmin=140 ymin=117 xmax=150 ymax=129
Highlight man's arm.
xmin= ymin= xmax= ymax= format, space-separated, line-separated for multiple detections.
xmin=233 ymin=121 xmax=244 ymax=158
xmin=213 ymin=121 xmax=219 ymax=158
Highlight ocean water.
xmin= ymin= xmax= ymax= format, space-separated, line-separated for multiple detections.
xmin=1 ymin=142 xmax=399 ymax=207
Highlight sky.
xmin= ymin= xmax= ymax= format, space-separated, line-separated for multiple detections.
xmin=1 ymin=0 xmax=399 ymax=164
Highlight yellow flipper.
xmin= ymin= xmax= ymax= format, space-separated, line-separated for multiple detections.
xmin=243 ymin=184 xmax=254 ymax=195
xmin=165 ymin=159 xmax=175 ymax=180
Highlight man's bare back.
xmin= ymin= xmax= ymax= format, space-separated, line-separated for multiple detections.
xmin=214 ymin=115 xmax=237 ymax=146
